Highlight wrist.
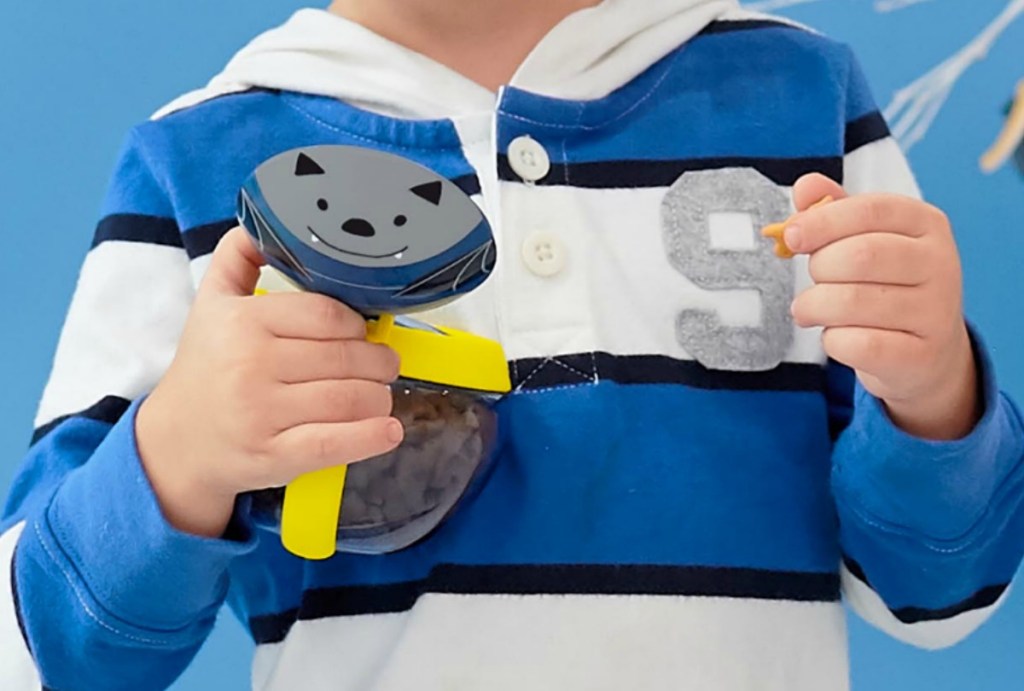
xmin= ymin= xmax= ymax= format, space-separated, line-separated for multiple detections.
xmin=136 ymin=391 xmax=237 ymax=538
xmin=883 ymin=323 xmax=981 ymax=440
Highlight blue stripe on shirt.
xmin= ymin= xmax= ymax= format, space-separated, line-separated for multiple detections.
xmin=133 ymin=90 xmax=480 ymax=237
xmin=497 ymin=26 xmax=868 ymax=166
xmin=234 ymin=381 xmax=841 ymax=618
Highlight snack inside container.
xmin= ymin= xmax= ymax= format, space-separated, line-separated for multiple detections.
xmin=249 ymin=307 xmax=511 ymax=558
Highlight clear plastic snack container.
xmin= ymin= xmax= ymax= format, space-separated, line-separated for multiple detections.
xmin=249 ymin=305 xmax=510 ymax=559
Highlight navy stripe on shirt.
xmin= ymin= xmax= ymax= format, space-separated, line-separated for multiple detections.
xmin=511 ymin=353 xmax=826 ymax=393
xmin=31 ymin=396 xmax=131 ymax=446
xmin=452 ymin=173 xmax=482 ymax=197
xmin=249 ymin=563 xmax=841 ymax=644
xmin=92 ymin=214 xmax=183 ymax=249
xmin=698 ymin=19 xmax=800 ymax=37
xmin=843 ymin=557 xmax=1009 ymax=624
xmin=182 ymin=219 xmax=237 ymax=259
xmin=825 ymin=362 xmax=856 ymax=442
xmin=894 ymin=586 xmax=1009 ymax=624
xmin=498 ymin=156 xmax=843 ymax=188
xmin=845 ymin=111 xmax=890 ymax=154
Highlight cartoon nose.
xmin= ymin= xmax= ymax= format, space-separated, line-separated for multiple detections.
xmin=342 ymin=218 xmax=376 ymax=237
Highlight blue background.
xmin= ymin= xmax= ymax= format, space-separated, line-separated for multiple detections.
xmin=1 ymin=1 xmax=1021 ymax=689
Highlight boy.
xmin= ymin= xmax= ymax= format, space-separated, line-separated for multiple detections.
xmin=3 ymin=0 xmax=1024 ymax=689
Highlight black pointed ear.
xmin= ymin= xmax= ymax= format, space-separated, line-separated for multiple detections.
xmin=295 ymin=152 xmax=325 ymax=176
xmin=410 ymin=180 xmax=443 ymax=206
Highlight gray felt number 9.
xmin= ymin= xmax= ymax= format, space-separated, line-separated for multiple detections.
xmin=661 ymin=168 xmax=794 ymax=372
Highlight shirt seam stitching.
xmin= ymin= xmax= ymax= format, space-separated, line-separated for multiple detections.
xmin=281 ymin=98 xmax=468 ymax=153
xmin=33 ymin=519 xmax=172 ymax=646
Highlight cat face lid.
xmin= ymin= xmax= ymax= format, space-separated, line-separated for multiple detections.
xmin=251 ymin=145 xmax=483 ymax=269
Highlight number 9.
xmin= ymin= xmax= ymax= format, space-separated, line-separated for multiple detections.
xmin=661 ymin=167 xmax=795 ymax=372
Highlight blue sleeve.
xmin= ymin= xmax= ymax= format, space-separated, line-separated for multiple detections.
xmin=831 ymin=327 xmax=1024 ymax=647
xmin=0 ymin=131 xmax=257 ymax=690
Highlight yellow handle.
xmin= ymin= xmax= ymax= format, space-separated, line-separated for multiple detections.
xmin=981 ymin=79 xmax=1024 ymax=173
xmin=281 ymin=464 xmax=349 ymax=560
xmin=366 ymin=313 xmax=396 ymax=344
xmin=258 ymin=281 xmax=402 ymax=559
xmin=278 ymin=315 xmax=395 ymax=560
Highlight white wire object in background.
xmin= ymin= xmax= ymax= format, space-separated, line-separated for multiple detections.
xmin=882 ymin=0 xmax=1024 ymax=152
xmin=743 ymin=0 xmax=931 ymax=17
xmin=743 ymin=0 xmax=823 ymax=11
xmin=740 ymin=0 xmax=1024 ymax=162
xmin=874 ymin=0 xmax=934 ymax=13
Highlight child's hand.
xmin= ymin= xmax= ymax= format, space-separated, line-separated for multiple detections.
xmin=136 ymin=227 xmax=404 ymax=538
xmin=786 ymin=173 xmax=980 ymax=441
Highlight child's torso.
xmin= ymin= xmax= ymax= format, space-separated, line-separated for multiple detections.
xmin=139 ymin=21 xmax=877 ymax=689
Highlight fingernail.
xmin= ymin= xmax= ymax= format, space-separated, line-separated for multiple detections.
xmin=784 ymin=225 xmax=802 ymax=251
xmin=387 ymin=420 xmax=405 ymax=444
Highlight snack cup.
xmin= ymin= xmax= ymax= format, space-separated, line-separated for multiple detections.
xmin=249 ymin=312 xmax=510 ymax=558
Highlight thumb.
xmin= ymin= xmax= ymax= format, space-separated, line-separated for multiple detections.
xmin=198 ymin=226 xmax=266 ymax=298
xmin=793 ymin=173 xmax=847 ymax=212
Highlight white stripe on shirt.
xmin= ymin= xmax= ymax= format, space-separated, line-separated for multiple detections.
xmin=35 ymin=241 xmax=194 ymax=429
xmin=0 ymin=524 xmax=42 ymax=691
xmin=254 ymin=593 xmax=849 ymax=691
xmin=841 ymin=563 xmax=1008 ymax=650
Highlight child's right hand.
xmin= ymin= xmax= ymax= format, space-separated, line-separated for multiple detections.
xmin=135 ymin=227 xmax=405 ymax=538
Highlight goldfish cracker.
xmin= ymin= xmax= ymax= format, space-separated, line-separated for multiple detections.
xmin=762 ymin=196 xmax=834 ymax=259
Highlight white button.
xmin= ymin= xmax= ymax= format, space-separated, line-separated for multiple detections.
xmin=522 ymin=230 xmax=566 ymax=277
xmin=508 ymin=136 xmax=551 ymax=182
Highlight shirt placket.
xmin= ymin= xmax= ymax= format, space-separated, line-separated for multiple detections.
xmin=492 ymin=106 xmax=599 ymax=388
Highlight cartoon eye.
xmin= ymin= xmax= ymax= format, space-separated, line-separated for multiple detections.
xmin=394 ymin=215 xmax=408 ymax=227
xmin=317 ymin=199 xmax=329 ymax=211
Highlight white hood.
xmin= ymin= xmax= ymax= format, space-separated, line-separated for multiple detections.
xmin=156 ymin=0 xmax=741 ymax=121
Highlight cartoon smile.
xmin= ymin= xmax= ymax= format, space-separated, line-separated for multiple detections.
xmin=307 ymin=226 xmax=408 ymax=259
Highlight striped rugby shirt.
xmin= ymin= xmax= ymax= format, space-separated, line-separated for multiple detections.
xmin=3 ymin=3 xmax=1024 ymax=690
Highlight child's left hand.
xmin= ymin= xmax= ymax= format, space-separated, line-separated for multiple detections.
xmin=785 ymin=173 xmax=980 ymax=440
